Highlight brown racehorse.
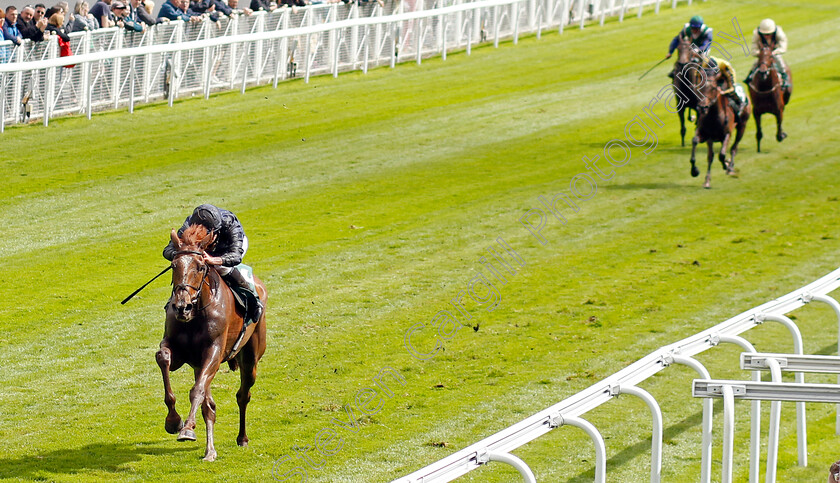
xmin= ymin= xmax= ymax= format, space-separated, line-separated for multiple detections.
xmin=672 ymin=36 xmax=701 ymax=146
xmin=690 ymin=70 xmax=751 ymax=189
xmin=156 ymin=224 xmax=267 ymax=461
xmin=748 ymin=45 xmax=792 ymax=152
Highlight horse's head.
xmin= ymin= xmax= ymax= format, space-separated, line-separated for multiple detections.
xmin=676 ymin=36 xmax=695 ymax=64
xmin=756 ymin=46 xmax=774 ymax=78
xmin=168 ymin=225 xmax=216 ymax=323
xmin=696 ymin=70 xmax=721 ymax=117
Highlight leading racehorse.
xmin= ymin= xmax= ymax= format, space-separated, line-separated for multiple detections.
xmin=690 ymin=69 xmax=751 ymax=188
xmin=156 ymin=224 xmax=267 ymax=461
xmin=747 ymin=45 xmax=792 ymax=152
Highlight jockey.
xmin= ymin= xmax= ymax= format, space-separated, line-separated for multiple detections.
xmin=702 ymin=56 xmax=748 ymax=115
xmin=744 ymin=18 xmax=789 ymax=89
xmin=666 ymin=15 xmax=713 ymax=59
xmin=163 ymin=204 xmax=264 ymax=324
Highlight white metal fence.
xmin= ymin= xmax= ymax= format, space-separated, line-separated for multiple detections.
xmin=397 ymin=266 xmax=840 ymax=483
xmin=1 ymin=0 xmax=694 ymax=130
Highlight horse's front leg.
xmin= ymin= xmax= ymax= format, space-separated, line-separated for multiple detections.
xmin=703 ymin=141 xmax=715 ymax=188
xmin=178 ymin=345 xmax=223 ymax=449
xmin=690 ymin=133 xmax=701 ymax=177
xmin=679 ymin=108 xmax=687 ymax=147
xmin=156 ymin=342 xmax=184 ymax=435
xmin=202 ymin=388 xmax=218 ymax=462
xmin=775 ymin=108 xmax=787 ymax=142
xmin=754 ymin=111 xmax=763 ymax=152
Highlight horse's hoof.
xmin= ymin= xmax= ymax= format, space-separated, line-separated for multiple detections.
xmin=165 ymin=418 xmax=184 ymax=435
xmin=203 ymin=450 xmax=217 ymax=462
xmin=777 ymin=132 xmax=787 ymax=142
xmin=237 ymin=438 xmax=249 ymax=447
xmin=690 ymin=166 xmax=699 ymax=178
xmin=177 ymin=428 xmax=197 ymax=442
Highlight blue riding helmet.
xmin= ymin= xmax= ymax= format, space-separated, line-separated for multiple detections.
xmin=689 ymin=15 xmax=703 ymax=28
xmin=192 ymin=204 xmax=223 ymax=232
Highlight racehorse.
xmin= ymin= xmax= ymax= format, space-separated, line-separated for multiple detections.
xmin=672 ymin=36 xmax=701 ymax=146
xmin=156 ymin=224 xmax=267 ymax=461
xmin=690 ymin=70 xmax=751 ymax=189
xmin=747 ymin=45 xmax=792 ymax=152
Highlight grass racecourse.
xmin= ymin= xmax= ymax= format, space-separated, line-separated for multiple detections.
xmin=2 ymin=0 xmax=840 ymax=481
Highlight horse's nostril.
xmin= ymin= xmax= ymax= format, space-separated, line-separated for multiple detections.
xmin=185 ymin=304 xmax=193 ymax=312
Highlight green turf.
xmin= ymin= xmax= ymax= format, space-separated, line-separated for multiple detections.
xmin=2 ymin=0 xmax=840 ymax=481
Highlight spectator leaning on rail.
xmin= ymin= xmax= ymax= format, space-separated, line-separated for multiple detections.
xmin=89 ymin=0 xmax=115 ymax=27
xmin=249 ymin=0 xmax=276 ymax=13
xmin=3 ymin=6 xmax=24 ymax=46
xmin=157 ymin=0 xmax=200 ymax=22
xmin=187 ymin=0 xmax=221 ymax=22
xmin=45 ymin=11 xmax=70 ymax=42
xmin=128 ymin=0 xmax=157 ymax=26
xmin=111 ymin=1 xmax=143 ymax=31
xmin=19 ymin=7 xmax=39 ymax=38
xmin=17 ymin=6 xmax=47 ymax=41
xmin=227 ymin=0 xmax=253 ymax=16
xmin=68 ymin=1 xmax=98 ymax=31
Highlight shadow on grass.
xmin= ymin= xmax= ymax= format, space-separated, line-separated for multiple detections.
xmin=607 ymin=182 xmax=694 ymax=190
xmin=566 ymin=404 xmax=714 ymax=482
xmin=0 ymin=441 xmax=193 ymax=480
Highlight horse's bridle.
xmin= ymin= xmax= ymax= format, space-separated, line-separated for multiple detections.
xmin=172 ymin=250 xmax=212 ymax=311
xmin=750 ymin=49 xmax=781 ymax=94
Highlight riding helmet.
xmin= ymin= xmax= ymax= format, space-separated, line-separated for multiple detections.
xmin=191 ymin=204 xmax=223 ymax=232
xmin=758 ymin=18 xmax=776 ymax=34
xmin=689 ymin=15 xmax=703 ymax=28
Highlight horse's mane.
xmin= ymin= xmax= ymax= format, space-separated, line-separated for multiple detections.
xmin=181 ymin=224 xmax=209 ymax=247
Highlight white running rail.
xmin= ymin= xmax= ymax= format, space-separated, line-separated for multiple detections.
xmin=397 ymin=266 xmax=840 ymax=482
xmin=1 ymin=0 xmax=694 ymax=131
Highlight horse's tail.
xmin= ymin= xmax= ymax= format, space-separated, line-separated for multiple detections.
xmin=228 ymin=359 xmax=239 ymax=372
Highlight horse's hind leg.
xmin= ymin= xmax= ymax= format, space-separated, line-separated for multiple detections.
xmin=156 ymin=343 xmax=184 ymax=435
xmin=237 ymin=310 xmax=266 ymax=447
xmin=236 ymin=357 xmax=257 ymax=447
xmin=729 ymin=109 xmax=749 ymax=174
xmin=202 ymin=390 xmax=217 ymax=462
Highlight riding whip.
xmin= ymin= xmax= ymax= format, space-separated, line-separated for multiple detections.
xmin=121 ymin=266 xmax=172 ymax=305
xmin=639 ymin=56 xmax=670 ymax=80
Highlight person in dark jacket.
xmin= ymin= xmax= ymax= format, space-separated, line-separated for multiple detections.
xmin=16 ymin=6 xmax=47 ymax=41
xmin=249 ymin=0 xmax=275 ymax=12
xmin=112 ymin=1 xmax=142 ymax=31
xmin=88 ymin=0 xmax=114 ymax=27
xmin=128 ymin=0 xmax=156 ymax=25
xmin=163 ymin=204 xmax=264 ymax=323
xmin=45 ymin=11 xmax=70 ymax=41
xmin=157 ymin=0 xmax=198 ymax=22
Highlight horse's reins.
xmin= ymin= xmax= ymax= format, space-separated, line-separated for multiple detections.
xmin=172 ymin=250 xmax=213 ymax=312
xmin=750 ymin=50 xmax=782 ymax=94
xmin=749 ymin=68 xmax=781 ymax=94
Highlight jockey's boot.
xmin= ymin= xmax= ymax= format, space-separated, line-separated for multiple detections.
xmin=667 ymin=69 xmax=675 ymax=79
xmin=224 ymin=268 xmax=264 ymax=324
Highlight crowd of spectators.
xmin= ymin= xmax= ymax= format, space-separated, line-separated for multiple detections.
xmin=2 ymin=0 xmax=379 ymax=59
